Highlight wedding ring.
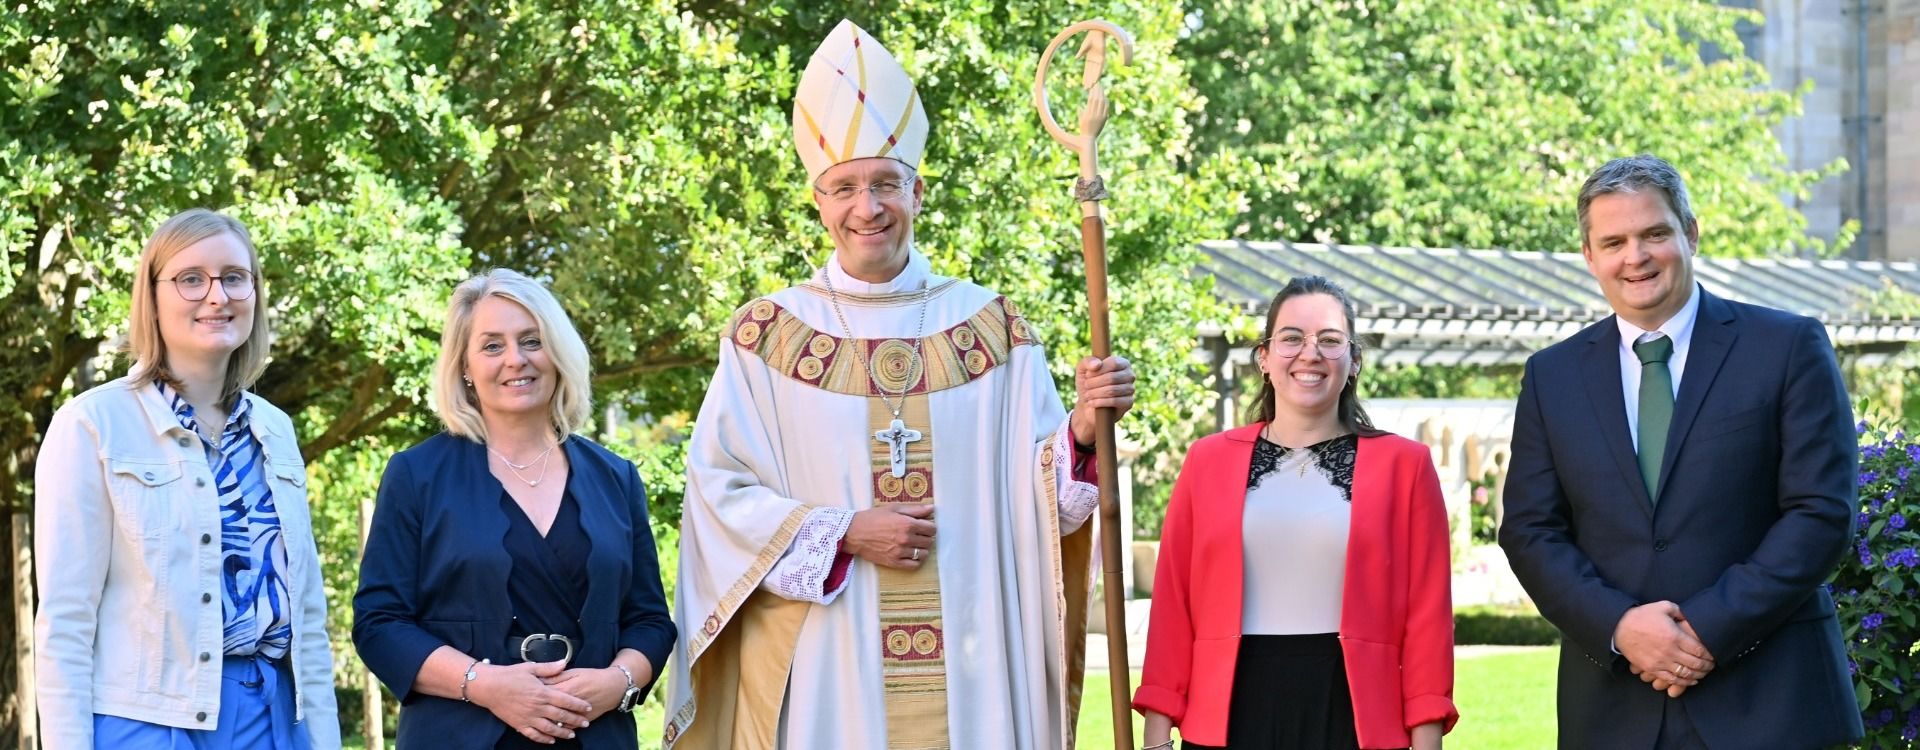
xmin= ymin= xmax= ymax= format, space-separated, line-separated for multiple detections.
xmin=1675 ymin=664 xmax=1689 ymax=679
xmin=910 ymin=548 xmax=922 ymax=561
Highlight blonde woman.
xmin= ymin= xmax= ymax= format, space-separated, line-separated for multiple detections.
xmin=34 ymin=208 xmax=340 ymax=749
xmin=353 ymin=269 xmax=674 ymax=749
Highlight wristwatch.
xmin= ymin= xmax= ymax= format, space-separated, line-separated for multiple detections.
xmin=613 ymin=664 xmax=642 ymax=713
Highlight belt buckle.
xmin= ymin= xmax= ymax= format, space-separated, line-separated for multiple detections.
xmin=519 ymin=633 xmax=575 ymax=667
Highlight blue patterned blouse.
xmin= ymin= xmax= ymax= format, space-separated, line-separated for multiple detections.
xmin=158 ymin=382 xmax=293 ymax=658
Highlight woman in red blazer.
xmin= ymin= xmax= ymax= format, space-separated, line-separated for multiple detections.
xmin=1135 ymin=277 xmax=1457 ymax=750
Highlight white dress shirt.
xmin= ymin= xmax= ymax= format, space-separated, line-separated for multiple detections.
xmin=1616 ymin=284 xmax=1702 ymax=448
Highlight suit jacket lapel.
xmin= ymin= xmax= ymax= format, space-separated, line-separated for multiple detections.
xmin=1658 ymin=291 xmax=1737 ymax=499
xmin=1581 ymin=320 xmax=1655 ymax=516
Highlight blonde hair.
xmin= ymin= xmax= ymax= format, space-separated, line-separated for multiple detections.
xmin=432 ymin=269 xmax=594 ymax=442
xmin=126 ymin=208 xmax=271 ymax=405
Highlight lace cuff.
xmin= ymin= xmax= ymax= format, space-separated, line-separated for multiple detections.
xmin=1051 ymin=424 xmax=1101 ymax=534
xmin=758 ymin=506 xmax=857 ymax=604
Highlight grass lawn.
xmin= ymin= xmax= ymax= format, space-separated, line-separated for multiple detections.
xmin=1075 ymin=646 xmax=1558 ymax=749
xmin=1450 ymin=646 xmax=1558 ymax=749
xmin=351 ymin=646 xmax=1557 ymax=748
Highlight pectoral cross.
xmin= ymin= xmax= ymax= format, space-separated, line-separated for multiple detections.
xmin=873 ymin=418 xmax=923 ymax=478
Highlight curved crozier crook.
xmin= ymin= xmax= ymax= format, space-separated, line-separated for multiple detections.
xmin=1032 ymin=19 xmax=1137 ymax=158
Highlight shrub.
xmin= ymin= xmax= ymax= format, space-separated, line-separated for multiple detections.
xmin=1833 ymin=422 xmax=1920 ymax=746
xmin=1453 ymin=605 xmax=1561 ymax=646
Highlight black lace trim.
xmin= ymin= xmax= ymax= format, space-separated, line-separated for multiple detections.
xmin=1248 ymin=433 xmax=1357 ymax=503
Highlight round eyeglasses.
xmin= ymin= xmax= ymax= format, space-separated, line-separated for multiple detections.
xmin=1267 ymin=333 xmax=1351 ymax=360
xmin=157 ymin=269 xmax=256 ymax=302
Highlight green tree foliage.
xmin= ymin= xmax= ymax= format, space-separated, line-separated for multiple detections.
xmin=1180 ymin=0 xmax=1850 ymax=256
xmin=3 ymin=0 xmax=1232 ymax=736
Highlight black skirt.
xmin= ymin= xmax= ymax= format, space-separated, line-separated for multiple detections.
xmin=1182 ymin=633 xmax=1400 ymax=750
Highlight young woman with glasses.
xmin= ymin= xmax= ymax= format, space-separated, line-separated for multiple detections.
xmin=34 ymin=208 xmax=340 ymax=749
xmin=1134 ymin=276 xmax=1458 ymax=750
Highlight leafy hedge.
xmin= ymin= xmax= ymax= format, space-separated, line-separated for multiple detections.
xmin=1454 ymin=606 xmax=1560 ymax=647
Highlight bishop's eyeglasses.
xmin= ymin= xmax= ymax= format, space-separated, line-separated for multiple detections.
xmin=813 ymin=176 xmax=916 ymax=203
xmin=157 ymin=269 xmax=256 ymax=302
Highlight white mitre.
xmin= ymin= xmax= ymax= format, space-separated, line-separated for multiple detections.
xmin=791 ymin=19 xmax=929 ymax=184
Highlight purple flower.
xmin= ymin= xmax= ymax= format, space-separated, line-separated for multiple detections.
xmin=1906 ymin=725 xmax=1918 ymax=741
xmin=1858 ymin=420 xmax=1870 ymax=435
xmin=1861 ymin=512 xmax=1874 ymax=531
xmin=1866 ymin=445 xmax=1887 ymax=460
xmin=1900 ymin=466 xmax=1912 ymax=483
xmin=1882 ymin=708 xmax=1897 ymax=722
xmin=1850 ymin=658 xmax=1859 ymax=675
xmin=1882 ymin=548 xmax=1918 ymax=568
xmin=1861 ymin=471 xmax=1881 ymax=488
xmin=1864 ymin=613 xmax=1886 ymax=630
xmin=1861 ymin=550 xmax=1876 ymax=567
xmin=1895 ymin=514 xmax=1909 ymax=530
xmin=1909 ymin=444 xmax=1920 ymax=462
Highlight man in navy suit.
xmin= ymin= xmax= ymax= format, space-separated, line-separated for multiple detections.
xmin=1499 ymin=154 xmax=1864 ymax=749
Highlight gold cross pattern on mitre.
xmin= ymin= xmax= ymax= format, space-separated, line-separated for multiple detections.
xmin=792 ymin=19 xmax=928 ymax=184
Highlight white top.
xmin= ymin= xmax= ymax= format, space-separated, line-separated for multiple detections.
xmin=1615 ymin=283 xmax=1702 ymax=447
xmin=1241 ymin=435 xmax=1354 ymax=635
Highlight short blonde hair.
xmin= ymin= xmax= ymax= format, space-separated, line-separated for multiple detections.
xmin=432 ymin=269 xmax=594 ymax=442
xmin=126 ymin=208 xmax=271 ymax=405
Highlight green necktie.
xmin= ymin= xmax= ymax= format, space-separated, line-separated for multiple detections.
xmin=1634 ymin=335 xmax=1674 ymax=502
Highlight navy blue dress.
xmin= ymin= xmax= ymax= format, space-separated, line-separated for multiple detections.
xmin=496 ymin=485 xmax=591 ymax=750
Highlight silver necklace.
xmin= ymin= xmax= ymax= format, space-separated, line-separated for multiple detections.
xmin=489 ymin=442 xmax=557 ymax=486
xmin=822 ymin=266 xmax=933 ymax=478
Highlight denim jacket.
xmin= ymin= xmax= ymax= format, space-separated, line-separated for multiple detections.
xmin=34 ymin=375 xmax=340 ymax=750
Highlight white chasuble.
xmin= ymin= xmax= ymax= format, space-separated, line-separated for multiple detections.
xmin=666 ymin=260 xmax=1097 ymax=750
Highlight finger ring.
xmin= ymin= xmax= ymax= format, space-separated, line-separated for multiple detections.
xmin=554 ymin=719 xmax=565 ymax=729
xmin=1675 ymin=665 xmax=1689 ymax=678
xmin=910 ymin=548 xmax=922 ymax=561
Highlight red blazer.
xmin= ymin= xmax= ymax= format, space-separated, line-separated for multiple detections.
xmin=1133 ymin=424 xmax=1458 ymax=748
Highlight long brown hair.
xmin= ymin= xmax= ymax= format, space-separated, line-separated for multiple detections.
xmin=1247 ymin=275 xmax=1385 ymax=436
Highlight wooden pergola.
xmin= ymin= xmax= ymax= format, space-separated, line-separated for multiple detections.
xmin=1196 ymin=240 xmax=1920 ymax=431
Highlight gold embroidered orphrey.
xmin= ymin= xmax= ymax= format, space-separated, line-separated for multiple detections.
xmin=820 ymin=268 xmax=933 ymax=479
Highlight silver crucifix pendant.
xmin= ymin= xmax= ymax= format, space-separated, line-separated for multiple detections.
xmin=873 ymin=417 xmax=923 ymax=477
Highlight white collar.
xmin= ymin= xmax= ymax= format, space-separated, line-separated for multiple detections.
xmin=1614 ymin=282 xmax=1702 ymax=349
xmin=824 ymin=248 xmax=931 ymax=293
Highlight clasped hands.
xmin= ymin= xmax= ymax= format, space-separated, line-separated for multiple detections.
xmin=468 ymin=659 xmax=644 ymax=745
xmin=1615 ymin=601 xmax=1716 ymax=698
